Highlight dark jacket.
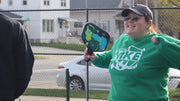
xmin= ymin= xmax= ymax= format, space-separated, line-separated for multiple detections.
xmin=0 ymin=13 xmax=34 ymax=101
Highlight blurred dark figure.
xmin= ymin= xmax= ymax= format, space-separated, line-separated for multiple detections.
xmin=0 ymin=0 xmax=34 ymax=100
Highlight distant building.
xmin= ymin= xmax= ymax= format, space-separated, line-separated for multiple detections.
xmin=0 ymin=0 xmax=72 ymax=43
xmin=70 ymin=0 xmax=122 ymax=41
xmin=0 ymin=0 xmax=129 ymax=43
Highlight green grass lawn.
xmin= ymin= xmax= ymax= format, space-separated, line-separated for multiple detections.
xmin=24 ymin=88 xmax=109 ymax=99
xmin=169 ymin=89 xmax=180 ymax=101
xmin=32 ymin=43 xmax=113 ymax=52
xmin=24 ymin=88 xmax=180 ymax=100
xmin=34 ymin=55 xmax=46 ymax=59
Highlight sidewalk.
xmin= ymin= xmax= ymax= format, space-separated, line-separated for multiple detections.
xmin=16 ymin=96 xmax=108 ymax=101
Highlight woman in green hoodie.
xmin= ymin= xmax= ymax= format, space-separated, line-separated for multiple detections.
xmin=84 ymin=4 xmax=180 ymax=101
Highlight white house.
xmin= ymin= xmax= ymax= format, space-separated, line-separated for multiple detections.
xmin=0 ymin=0 xmax=128 ymax=43
xmin=0 ymin=0 xmax=72 ymax=43
xmin=69 ymin=0 xmax=123 ymax=41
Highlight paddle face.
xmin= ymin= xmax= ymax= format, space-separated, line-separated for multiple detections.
xmin=82 ymin=23 xmax=110 ymax=54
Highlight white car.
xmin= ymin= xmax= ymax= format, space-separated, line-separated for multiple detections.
xmin=168 ymin=68 xmax=180 ymax=89
xmin=56 ymin=56 xmax=180 ymax=90
xmin=56 ymin=56 xmax=111 ymax=90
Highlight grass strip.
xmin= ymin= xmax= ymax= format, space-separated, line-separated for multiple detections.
xmin=23 ymin=88 xmax=109 ymax=99
xmin=169 ymin=89 xmax=180 ymax=101
xmin=32 ymin=43 xmax=113 ymax=51
xmin=24 ymin=88 xmax=180 ymax=100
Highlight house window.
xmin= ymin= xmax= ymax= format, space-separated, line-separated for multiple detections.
xmin=42 ymin=19 xmax=54 ymax=33
xmin=8 ymin=0 xmax=13 ymax=6
xmin=59 ymin=22 xmax=62 ymax=28
xmin=119 ymin=21 xmax=124 ymax=34
xmin=74 ymin=22 xmax=83 ymax=28
xmin=23 ymin=0 xmax=27 ymax=5
xmin=107 ymin=20 xmax=110 ymax=32
xmin=61 ymin=0 xmax=66 ymax=7
xmin=44 ymin=0 xmax=50 ymax=6
xmin=97 ymin=22 xmax=107 ymax=31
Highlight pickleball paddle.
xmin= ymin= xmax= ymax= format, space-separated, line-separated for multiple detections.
xmin=82 ymin=23 xmax=110 ymax=55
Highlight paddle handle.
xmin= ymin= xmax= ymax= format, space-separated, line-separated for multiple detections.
xmin=85 ymin=48 xmax=93 ymax=62
xmin=87 ymin=48 xmax=93 ymax=55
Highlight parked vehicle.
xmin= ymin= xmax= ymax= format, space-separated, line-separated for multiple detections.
xmin=56 ymin=56 xmax=111 ymax=90
xmin=56 ymin=56 xmax=180 ymax=90
xmin=168 ymin=68 xmax=180 ymax=89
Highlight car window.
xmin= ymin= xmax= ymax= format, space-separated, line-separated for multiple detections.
xmin=77 ymin=59 xmax=91 ymax=66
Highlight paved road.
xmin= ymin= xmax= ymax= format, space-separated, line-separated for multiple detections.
xmin=32 ymin=46 xmax=83 ymax=54
xmin=32 ymin=46 xmax=83 ymax=70
xmin=28 ymin=46 xmax=83 ymax=89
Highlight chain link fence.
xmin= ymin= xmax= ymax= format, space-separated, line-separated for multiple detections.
xmin=0 ymin=0 xmax=180 ymax=100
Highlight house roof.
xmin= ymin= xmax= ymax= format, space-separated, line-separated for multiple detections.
xmin=0 ymin=9 xmax=22 ymax=19
xmin=70 ymin=0 xmax=121 ymax=9
xmin=4 ymin=12 xmax=22 ymax=18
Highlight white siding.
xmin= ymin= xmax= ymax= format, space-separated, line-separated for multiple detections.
xmin=0 ymin=0 xmax=71 ymax=42
xmin=70 ymin=10 xmax=117 ymax=39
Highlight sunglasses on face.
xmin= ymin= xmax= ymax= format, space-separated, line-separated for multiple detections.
xmin=124 ymin=14 xmax=140 ymax=21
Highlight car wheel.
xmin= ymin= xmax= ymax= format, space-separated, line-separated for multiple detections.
xmin=70 ymin=76 xmax=85 ymax=90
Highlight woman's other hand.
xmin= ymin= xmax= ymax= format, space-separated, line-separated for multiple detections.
xmin=151 ymin=36 xmax=159 ymax=44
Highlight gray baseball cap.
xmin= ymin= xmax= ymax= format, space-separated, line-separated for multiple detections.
xmin=121 ymin=4 xmax=153 ymax=20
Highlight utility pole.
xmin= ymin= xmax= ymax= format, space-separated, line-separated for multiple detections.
xmin=154 ymin=0 xmax=159 ymax=28
xmin=131 ymin=0 xmax=134 ymax=7
xmin=85 ymin=1 xmax=89 ymax=101
xmin=145 ymin=0 xmax=148 ymax=6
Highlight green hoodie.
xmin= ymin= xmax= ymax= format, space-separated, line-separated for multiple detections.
xmin=92 ymin=32 xmax=180 ymax=101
